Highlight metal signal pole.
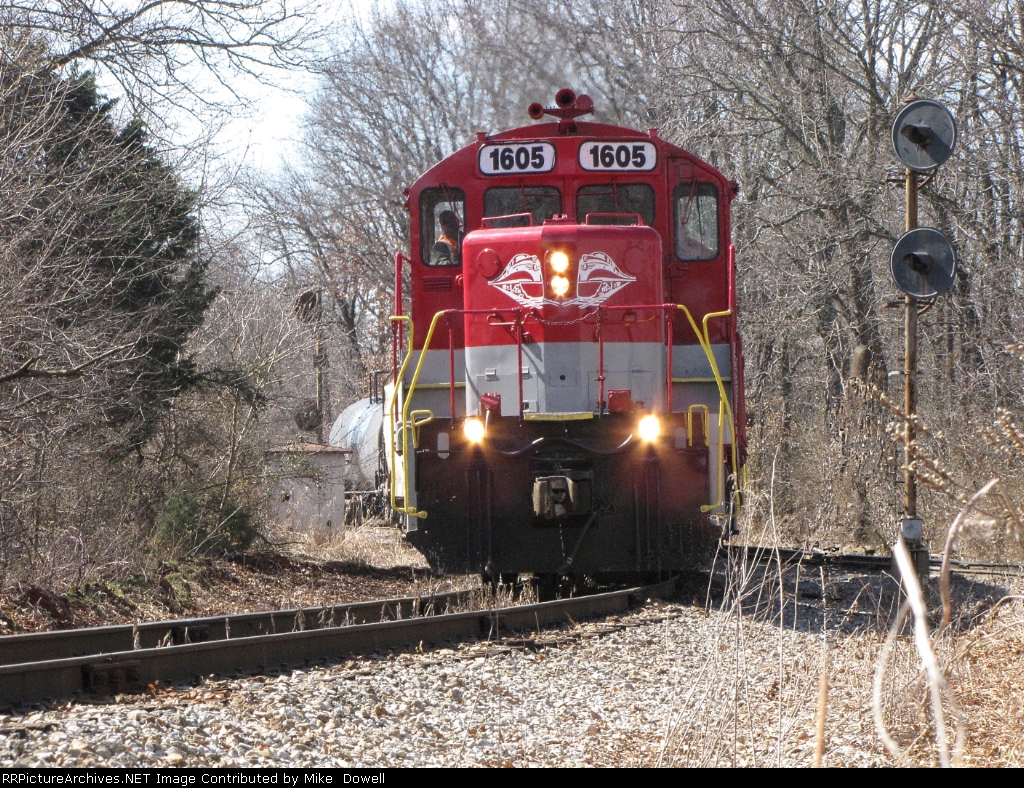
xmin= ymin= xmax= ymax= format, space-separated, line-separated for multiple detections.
xmin=902 ymin=169 xmax=927 ymax=582
xmin=315 ymin=326 xmax=325 ymax=445
xmin=890 ymin=97 xmax=958 ymax=590
xmin=904 ymin=168 xmax=917 ymax=521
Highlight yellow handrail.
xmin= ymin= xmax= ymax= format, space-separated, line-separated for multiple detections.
xmin=409 ymin=410 xmax=435 ymax=447
xmin=687 ymin=404 xmax=710 ymax=447
xmin=675 ymin=306 xmax=743 ymax=515
xmin=390 ymin=307 xmax=743 ymax=520
xmin=387 ymin=315 xmax=415 ymax=515
xmin=707 ymin=400 xmax=726 ymax=511
xmin=388 ymin=311 xmax=448 ymax=519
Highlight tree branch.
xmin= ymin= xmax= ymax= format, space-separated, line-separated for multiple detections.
xmin=0 ymin=343 xmax=136 ymax=385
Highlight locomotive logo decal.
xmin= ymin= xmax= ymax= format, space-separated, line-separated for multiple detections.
xmin=490 ymin=253 xmax=545 ymax=307
xmin=490 ymin=251 xmax=636 ymax=308
xmin=575 ymin=252 xmax=637 ymax=307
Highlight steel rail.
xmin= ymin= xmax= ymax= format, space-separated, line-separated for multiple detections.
xmin=0 ymin=589 xmax=472 ymax=669
xmin=735 ymin=545 xmax=1024 ymax=577
xmin=0 ymin=579 xmax=676 ymax=706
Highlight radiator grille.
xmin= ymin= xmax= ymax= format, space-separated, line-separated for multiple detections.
xmin=422 ymin=276 xmax=453 ymax=292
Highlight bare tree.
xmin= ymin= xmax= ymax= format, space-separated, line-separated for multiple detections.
xmin=254 ymin=0 xmax=628 ymax=390
xmin=621 ymin=0 xmax=1024 ymax=544
xmin=0 ymin=1 xmax=324 ymax=106
xmin=275 ymin=0 xmax=1024 ymax=551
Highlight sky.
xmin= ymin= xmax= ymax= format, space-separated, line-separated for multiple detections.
xmin=225 ymin=0 xmax=380 ymax=173
xmin=194 ymin=67 xmax=319 ymax=174
xmin=120 ymin=0 xmax=382 ymax=176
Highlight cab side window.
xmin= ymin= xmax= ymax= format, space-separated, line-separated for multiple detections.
xmin=484 ymin=186 xmax=561 ymax=227
xmin=674 ymin=181 xmax=719 ymax=260
xmin=420 ymin=187 xmax=466 ymax=266
xmin=577 ymin=183 xmax=654 ymax=226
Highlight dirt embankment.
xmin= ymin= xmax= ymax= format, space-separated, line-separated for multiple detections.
xmin=0 ymin=527 xmax=467 ymax=634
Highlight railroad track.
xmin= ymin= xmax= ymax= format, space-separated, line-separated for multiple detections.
xmin=736 ymin=545 xmax=1024 ymax=578
xmin=7 ymin=545 xmax=1012 ymax=708
xmin=0 ymin=589 xmax=472 ymax=668
xmin=0 ymin=579 xmax=676 ymax=708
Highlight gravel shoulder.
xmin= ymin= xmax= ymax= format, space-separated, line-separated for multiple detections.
xmin=0 ymin=601 xmax=798 ymax=768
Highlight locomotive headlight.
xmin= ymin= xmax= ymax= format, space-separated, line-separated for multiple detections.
xmin=549 ymin=250 xmax=570 ymax=274
xmin=550 ymin=275 xmax=570 ymax=297
xmin=463 ymin=417 xmax=486 ymax=443
xmin=638 ymin=414 xmax=661 ymax=442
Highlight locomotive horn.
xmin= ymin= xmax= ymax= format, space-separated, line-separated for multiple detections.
xmin=554 ymin=88 xmax=577 ymax=109
xmin=527 ymin=102 xmax=545 ymax=120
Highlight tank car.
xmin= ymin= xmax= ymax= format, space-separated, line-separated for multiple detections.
xmin=366 ymin=90 xmax=746 ymax=582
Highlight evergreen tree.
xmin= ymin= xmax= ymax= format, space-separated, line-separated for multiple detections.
xmin=1 ymin=58 xmax=216 ymax=452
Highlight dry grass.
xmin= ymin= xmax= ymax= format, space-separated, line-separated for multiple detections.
xmin=947 ymin=598 xmax=1024 ymax=765
xmin=657 ymin=546 xmax=1024 ymax=766
xmin=658 ymin=548 xmax=823 ymax=766
xmin=266 ymin=518 xmax=430 ymax=570
xmin=0 ymin=548 xmax=460 ymax=635
xmin=263 ymin=520 xmax=551 ymax=611
xmin=0 ymin=516 xmax=541 ymax=634
xmin=658 ymin=462 xmax=1024 ymax=767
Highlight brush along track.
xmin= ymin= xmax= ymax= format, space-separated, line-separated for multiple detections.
xmin=737 ymin=545 xmax=1024 ymax=577
xmin=0 ymin=579 xmax=676 ymax=707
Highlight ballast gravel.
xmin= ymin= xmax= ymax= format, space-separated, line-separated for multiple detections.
xmin=0 ymin=598 xmax=894 ymax=768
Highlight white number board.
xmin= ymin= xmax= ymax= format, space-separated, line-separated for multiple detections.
xmin=579 ymin=141 xmax=658 ymax=172
xmin=478 ymin=142 xmax=557 ymax=176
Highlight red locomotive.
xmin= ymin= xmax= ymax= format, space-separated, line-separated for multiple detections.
xmin=383 ymin=89 xmax=746 ymax=586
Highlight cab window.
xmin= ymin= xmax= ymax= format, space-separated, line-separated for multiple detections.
xmin=577 ymin=183 xmax=654 ymax=226
xmin=420 ymin=187 xmax=466 ymax=266
xmin=483 ymin=186 xmax=561 ymax=227
xmin=674 ymin=181 xmax=719 ymax=260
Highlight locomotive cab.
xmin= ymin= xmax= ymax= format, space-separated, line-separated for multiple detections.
xmin=384 ymin=90 xmax=746 ymax=579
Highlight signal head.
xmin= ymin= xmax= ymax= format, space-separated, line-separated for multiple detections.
xmin=889 ymin=227 xmax=957 ymax=300
xmin=891 ymin=99 xmax=957 ymax=172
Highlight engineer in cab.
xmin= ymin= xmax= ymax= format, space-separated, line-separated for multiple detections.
xmin=429 ymin=209 xmax=462 ymax=266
